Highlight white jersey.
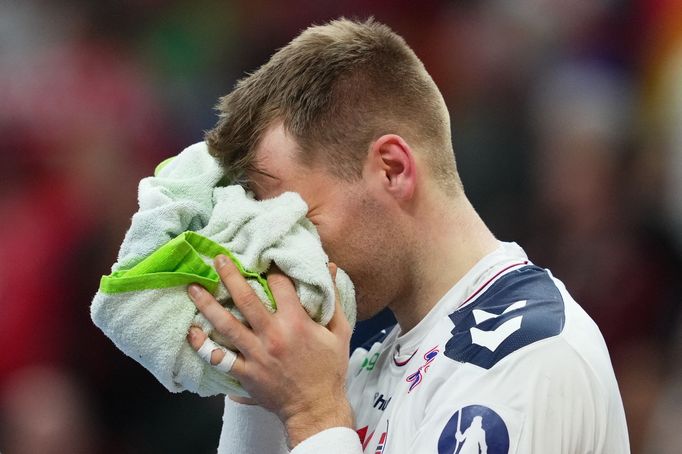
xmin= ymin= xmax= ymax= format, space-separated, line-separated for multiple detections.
xmin=217 ymin=242 xmax=630 ymax=454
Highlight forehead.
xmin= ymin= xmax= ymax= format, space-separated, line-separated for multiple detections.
xmin=252 ymin=123 xmax=300 ymax=171
xmin=246 ymin=123 xmax=311 ymax=198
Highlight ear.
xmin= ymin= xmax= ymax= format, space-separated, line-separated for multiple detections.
xmin=366 ymin=134 xmax=417 ymax=201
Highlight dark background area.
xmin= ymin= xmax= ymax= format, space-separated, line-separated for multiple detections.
xmin=1 ymin=1 xmax=682 ymax=453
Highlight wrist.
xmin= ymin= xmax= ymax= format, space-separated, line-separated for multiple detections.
xmin=284 ymin=397 xmax=354 ymax=448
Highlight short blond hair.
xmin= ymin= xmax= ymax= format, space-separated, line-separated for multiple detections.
xmin=206 ymin=18 xmax=461 ymax=194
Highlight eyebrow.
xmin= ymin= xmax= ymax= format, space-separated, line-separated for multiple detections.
xmin=245 ymin=161 xmax=280 ymax=181
xmin=240 ymin=163 xmax=281 ymax=197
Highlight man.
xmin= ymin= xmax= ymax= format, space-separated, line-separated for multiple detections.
xmin=184 ymin=18 xmax=630 ymax=453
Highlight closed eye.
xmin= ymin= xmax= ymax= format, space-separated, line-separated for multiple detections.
xmin=243 ymin=164 xmax=281 ymax=199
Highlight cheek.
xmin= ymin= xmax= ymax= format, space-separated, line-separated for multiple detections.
xmin=328 ymin=213 xmax=388 ymax=285
xmin=314 ymin=212 xmax=364 ymax=273
xmin=313 ymin=191 xmax=392 ymax=290
xmin=316 ymin=204 xmax=405 ymax=319
xmin=315 ymin=220 xmax=351 ymax=266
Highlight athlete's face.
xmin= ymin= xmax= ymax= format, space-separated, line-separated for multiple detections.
xmin=245 ymin=123 xmax=407 ymax=320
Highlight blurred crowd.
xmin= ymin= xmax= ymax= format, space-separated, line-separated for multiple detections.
xmin=1 ymin=1 xmax=680 ymax=453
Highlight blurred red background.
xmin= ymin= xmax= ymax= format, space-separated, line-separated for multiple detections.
xmin=1 ymin=1 xmax=681 ymax=453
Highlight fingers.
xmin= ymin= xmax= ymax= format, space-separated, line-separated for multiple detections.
xmin=327 ymin=293 xmax=351 ymax=340
xmin=187 ymin=326 xmax=219 ymax=366
xmin=266 ymin=265 xmax=300 ymax=315
xmin=229 ymin=395 xmax=258 ymax=405
xmin=187 ymin=326 xmax=246 ymax=377
xmin=213 ymin=255 xmax=272 ymax=332
xmin=187 ymin=326 xmax=223 ymax=364
xmin=187 ymin=283 xmax=258 ymax=354
xmin=325 ymin=263 xmax=351 ymax=340
xmin=328 ymin=262 xmax=338 ymax=281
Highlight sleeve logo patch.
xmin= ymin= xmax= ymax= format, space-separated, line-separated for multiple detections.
xmin=469 ymin=300 xmax=526 ymax=351
xmin=438 ymin=405 xmax=509 ymax=454
xmin=445 ymin=266 xmax=565 ymax=369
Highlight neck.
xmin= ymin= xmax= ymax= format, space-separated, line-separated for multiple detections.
xmin=389 ymin=192 xmax=499 ymax=332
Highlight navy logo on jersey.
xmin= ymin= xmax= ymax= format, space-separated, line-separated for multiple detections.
xmin=445 ymin=266 xmax=565 ymax=369
xmin=438 ymin=405 xmax=509 ymax=454
xmin=373 ymin=393 xmax=392 ymax=411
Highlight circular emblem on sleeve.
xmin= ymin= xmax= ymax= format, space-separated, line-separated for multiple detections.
xmin=438 ymin=405 xmax=509 ymax=454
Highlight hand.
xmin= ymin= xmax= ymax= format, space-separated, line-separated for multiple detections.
xmin=185 ymin=327 xmax=258 ymax=405
xmin=186 ymin=256 xmax=354 ymax=447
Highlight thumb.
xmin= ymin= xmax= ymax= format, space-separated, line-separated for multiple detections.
xmin=326 ymin=263 xmax=350 ymax=339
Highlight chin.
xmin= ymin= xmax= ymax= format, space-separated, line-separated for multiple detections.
xmin=355 ymin=310 xmax=375 ymax=322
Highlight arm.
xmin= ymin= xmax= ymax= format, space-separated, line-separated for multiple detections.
xmin=218 ymin=398 xmax=363 ymax=454
xmin=188 ymin=257 xmax=359 ymax=450
xmin=217 ymin=397 xmax=289 ymax=454
xmin=290 ymin=427 xmax=362 ymax=454
xmin=186 ymin=327 xmax=289 ymax=453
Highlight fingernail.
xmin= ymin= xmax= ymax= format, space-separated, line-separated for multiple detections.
xmin=188 ymin=284 xmax=203 ymax=299
xmin=187 ymin=326 xmax=202 ymax=341
xmin=215 ymin=254 xmax=228 ymax=268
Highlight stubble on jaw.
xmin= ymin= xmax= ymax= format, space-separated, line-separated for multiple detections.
xmin=337 ymin=192 xmax=414 ymax=321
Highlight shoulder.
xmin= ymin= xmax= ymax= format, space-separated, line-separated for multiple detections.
xmin=444 ymin=265 xmax=567 ymax=370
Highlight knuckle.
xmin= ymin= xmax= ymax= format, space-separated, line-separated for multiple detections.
xmin=267 ymin=273 xmax=291 ymax=291
xmin=210 ymin=349 xmax=224 ymax=366
xmin=212 ymin=309 xmax=234 ymax=333
xmin=198 ymin=294 xmax=216 ymax=309
xmin=217 ymin=258 xmax=239 ymax=277
xmin=214 ymin=318 xmax=232 ymax=335
xmin=238 ymin=295 xmax=269 ymax=323
xmin=285 ymin=316 xmax=304 ymax=333
xmin=336 ymin=321 xmax=352 ymax=340
xmin=233 ymin=288 xmax=258 ymax=306
xmin=229 ymin=327 xmax=248 ymax=349
xmin=264 ymin=337 xmax=284 ymax=356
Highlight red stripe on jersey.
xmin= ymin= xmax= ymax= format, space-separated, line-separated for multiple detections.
xmin=460 ymin=261 xmax=528 ymax=307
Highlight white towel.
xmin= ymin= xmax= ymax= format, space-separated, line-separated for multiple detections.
xmin=91 ymin=142 xmax=357 ymax=397
xmin=116 ymin=142 xmax=224 ymax=271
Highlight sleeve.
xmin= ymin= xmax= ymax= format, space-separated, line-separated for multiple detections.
xmin=217 ymin=397 xmax=289 ymax=454
xmin=216 ymin=345 xmax=373 ymax=454
xmin=290 ymin=427 xmax=363 ymax=454
xmin=217 ymin=399 xmax=364 ymax=454
xmin=405 ymin=338 xmax=623 ymax=454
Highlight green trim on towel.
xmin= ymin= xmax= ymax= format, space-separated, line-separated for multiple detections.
xmin=154 ymin=156 xmax=176 ymax=176
xmin=99 ymin=231 xmax=276 ymax=309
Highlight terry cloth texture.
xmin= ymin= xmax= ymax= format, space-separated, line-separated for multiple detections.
xmin=90 ymin=142 xmax=357 ymax=397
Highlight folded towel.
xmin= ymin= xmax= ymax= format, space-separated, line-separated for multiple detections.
xmin=91 ymin=142 xmax=357 ymax=397
xmin=116 ymin=142 xmax=225 ymax=271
